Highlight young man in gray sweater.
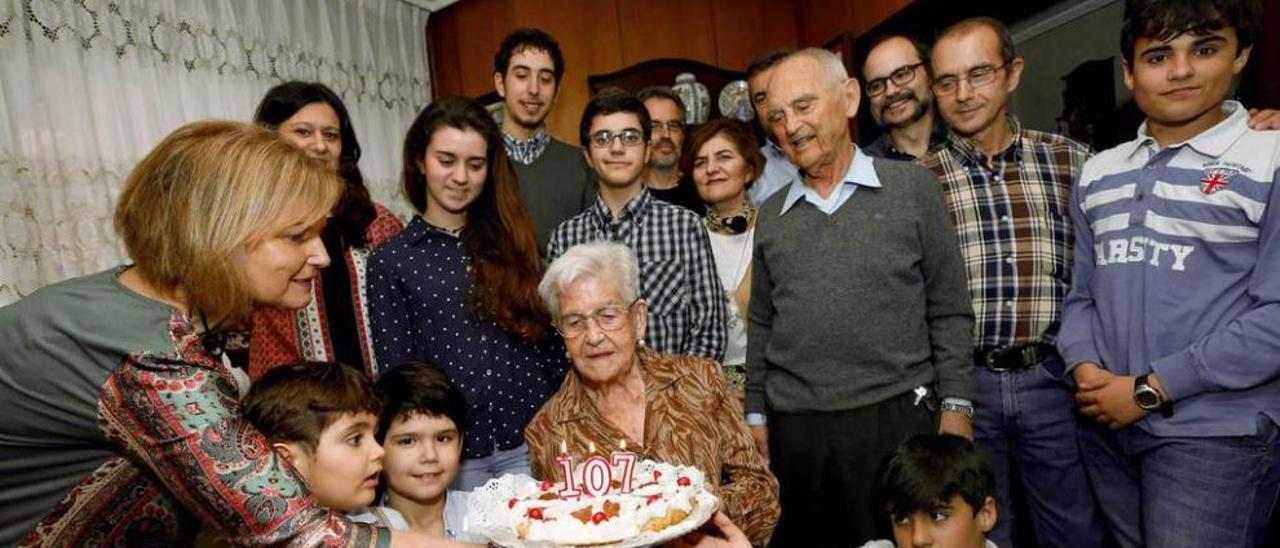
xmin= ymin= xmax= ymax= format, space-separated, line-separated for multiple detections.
xmin=747 ymin=48 xmax=975 ymax=546
xmin=493 ymin=28 xmax=595 ymax=250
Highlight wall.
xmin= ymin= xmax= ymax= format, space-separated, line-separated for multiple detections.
xmin=1011 ymin=1 xmax=1128 ymax=136
xmin=428 ymin=0 xmax=911 ymax=140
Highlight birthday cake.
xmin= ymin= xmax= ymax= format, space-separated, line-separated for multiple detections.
xmin=466 ymin=457 xmax=719 ymax=547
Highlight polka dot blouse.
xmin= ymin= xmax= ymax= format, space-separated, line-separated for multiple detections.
xmin=366 ymin=217 xmax=569 ymax=459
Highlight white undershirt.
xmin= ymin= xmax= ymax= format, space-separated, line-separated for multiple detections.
xmin=707 ymin=227 xmax=754 ymax=366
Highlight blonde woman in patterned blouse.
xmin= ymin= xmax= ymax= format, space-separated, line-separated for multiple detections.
xmin=525 ymin=241 xmax=779 ymax=546
xmin=0 ymin=121 xmax=439 ymax=547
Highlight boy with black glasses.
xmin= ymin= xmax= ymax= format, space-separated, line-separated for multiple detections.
xmin=547 ymin=89 xmax=726 ymax=362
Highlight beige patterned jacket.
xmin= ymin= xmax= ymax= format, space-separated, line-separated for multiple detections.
xmin=525 ymin=348 xmax=779 ymax=546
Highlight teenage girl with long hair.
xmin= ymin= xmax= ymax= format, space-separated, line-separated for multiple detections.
xmin=367 ymin=96 xmax=567 ymax=490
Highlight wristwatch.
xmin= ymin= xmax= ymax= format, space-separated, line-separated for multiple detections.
xmin=939 ymin=400 xmax=974 ymax=419
xmin=1133 ymin=374 xmax=1172 ymax=418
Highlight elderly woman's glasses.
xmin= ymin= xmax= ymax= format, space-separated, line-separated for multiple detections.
xmin=865 ymin=62 xmax=924 ymax=97
xmin=589 ymin=128 xmax=645 ymax=149
xmin=556 ymin=299 xmax=638 ymax=338
xmin=932 ymin=63 xmax=1008 ymax=95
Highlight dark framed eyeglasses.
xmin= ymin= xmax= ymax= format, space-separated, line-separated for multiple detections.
xmin=555 ymin=299 xmax=638 ymax=338
xmin=865 ymin=62 xmax=924 ymax=97
xmin=932 ymin=62 xmax=1009 ymax=95
xmin=649 ymin=120 xmax=685 ymax=134
xmin=589 ymin=128 xmax=646 ymax=149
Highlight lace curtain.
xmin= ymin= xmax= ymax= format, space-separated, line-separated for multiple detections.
xmin=0 ymin=0 xmax=430 ymax=305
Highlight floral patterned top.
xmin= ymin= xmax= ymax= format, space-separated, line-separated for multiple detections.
xmin=18 ymin=311 xmax=389 ymax=547
xmin=525 ymin=348 xmax=780 ymax=546
xmin=249 ymin=203 xmax=404 ymax=379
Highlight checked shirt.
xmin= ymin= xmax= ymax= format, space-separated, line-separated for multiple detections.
xmin=503 ymin=128 xmax=550 ymax=165
xmin=918 ymin=117 xmax=1090 ymax=349
xmin=547 ymin=188 xmax=727 ymax=362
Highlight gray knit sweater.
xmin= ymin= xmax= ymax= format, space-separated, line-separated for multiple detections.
xmin=513 ymin=138 xmax=597 ymax=251
xmin=744 ymin=157 xmax=975 ymax=415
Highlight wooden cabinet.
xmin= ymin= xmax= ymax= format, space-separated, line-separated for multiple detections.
xmin=427 ymin=0 xmax=910 ymax=140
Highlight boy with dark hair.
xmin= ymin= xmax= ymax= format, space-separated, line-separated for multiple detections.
xmin=492 ymin=27 xmax=595 ymax=250
xmin=1059 ymin=0 xmax=1280 ymax=545
xmin=549 ymin=88 xmax=727 ymax=362
xmin=241 ymin=361 xmax=385 ymax=513
xmin=1118 ymin=0 xmax=1260 ymax=66
xmin=861 ymin=435 xmax=998 ymax=548
xmin=348 ymin=362 xmax=486 ymax=544
xmin=575 ymin=88 xmax=653 ymax=150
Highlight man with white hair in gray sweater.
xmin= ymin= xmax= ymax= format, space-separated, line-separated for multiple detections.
xmin=746 ymin=48 xmax=975 ymax=546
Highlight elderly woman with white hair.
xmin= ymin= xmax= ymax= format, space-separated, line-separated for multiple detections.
xmin=524 ymin=241 xmax=779 ymax=546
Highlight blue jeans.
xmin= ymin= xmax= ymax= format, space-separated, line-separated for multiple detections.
xmin=972 ymin=354 xmax=1108 ymax=547
xmin=451 ymin=443 xmax=531 ymax=491
xmin=1080 ymin=414 xmax=1280 ymax=548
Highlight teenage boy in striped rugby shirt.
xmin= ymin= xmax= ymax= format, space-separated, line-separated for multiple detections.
xmin=1059 ymin=0 xmax=1280 ymax=545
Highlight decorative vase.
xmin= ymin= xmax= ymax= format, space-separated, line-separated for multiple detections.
xmin=671 ymin=72 xmax=710 ymax=125
xmin=718 ymin=80 xmax=753 ymax=122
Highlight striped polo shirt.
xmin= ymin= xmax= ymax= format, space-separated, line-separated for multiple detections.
xmin=1058 ymin=101 xmax=1280 ymax=437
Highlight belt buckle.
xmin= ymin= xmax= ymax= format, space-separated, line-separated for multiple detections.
xmin=984 ymin=347 xmax=1012 ymax=372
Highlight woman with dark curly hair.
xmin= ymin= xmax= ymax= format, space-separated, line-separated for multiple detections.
xmin=250 ymin=81 xmax=405 ymax=379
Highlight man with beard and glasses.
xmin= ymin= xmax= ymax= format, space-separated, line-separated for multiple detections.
xmin=637 ymin=86 xmax=704 ymax=214
xmin=862 ymin=34 xmax=949 ymax=161
xmin=744 ymin=48 xmax=800 ymax=207
xmin=493 ymin=28 xmax=596 ymax=250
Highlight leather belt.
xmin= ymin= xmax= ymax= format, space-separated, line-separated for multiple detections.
xmin=975 ymin=343 xmax=1053 ymax=372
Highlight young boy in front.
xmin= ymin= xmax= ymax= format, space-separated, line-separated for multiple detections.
xmin=349 ymin=362 xmax=486 ymax=544
xmin=1057 ymin=0 xmax=1280 ymax=545
xmin=861 ymin=434 xmax=999 ymax=548
xmin=240 ymin=361 xmax=386 ymax=513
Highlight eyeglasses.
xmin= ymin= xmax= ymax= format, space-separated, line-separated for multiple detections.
xmin=589 ymin=128 xmax=646 ymax=149
xmin=865 ymin=62 xmax=924 ymax=97
xmin=650 ymin=120 xmax=685 ymax=134
xmin=555 ymin=300 xmax=637 ymax=338
xmin=932 ymin=63 xmax=1009 ymax=95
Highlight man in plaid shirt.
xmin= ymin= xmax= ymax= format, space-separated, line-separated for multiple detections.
xmin=547 ymin=89 xmax=726 ymax=362
xmin=917 ymin=18 xmax=1107 ymax=547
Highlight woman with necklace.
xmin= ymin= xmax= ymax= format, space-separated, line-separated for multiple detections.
xmin=682 ymin=119 xmax=767 ymax=399
xmin=366 ymin=97 xmax=567 ymax=490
